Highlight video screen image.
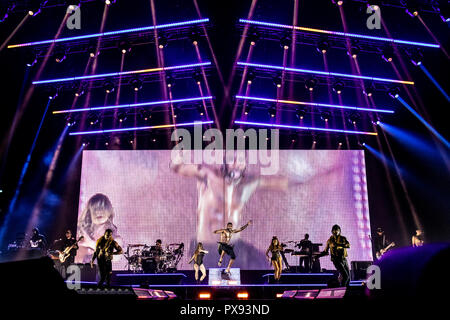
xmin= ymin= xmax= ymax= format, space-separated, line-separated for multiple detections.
xmin=75 ymin=150 xmax=373 ymax=270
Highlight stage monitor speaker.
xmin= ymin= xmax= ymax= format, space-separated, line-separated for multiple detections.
xmin=351 ymin=261 xmax=372 ymax=280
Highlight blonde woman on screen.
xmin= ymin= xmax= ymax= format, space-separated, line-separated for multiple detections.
xmin=76 ymin=193 xmax=122 ymax=263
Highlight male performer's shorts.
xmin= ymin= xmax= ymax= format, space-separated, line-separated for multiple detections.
xmin=218 ymin=242 xmax=236 ymax=259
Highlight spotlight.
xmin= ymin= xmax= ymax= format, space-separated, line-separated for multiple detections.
xmin=438 ymin=1 xmax=450 ymax=22
xmin=88 ymin=44 xmax=99 ymax=58
xmin=316 ymin=40 xmax=330 ymax=54
xmin=246 ymin=71 xmax=255 ymax=85
xmin=74 ymin=87 xmax=85 ymax=97
xmin=166 ymin=75 xmax=175 ymax=88
xmin=119 ymin=41 xmax=131 ymax=54
xmin=321 ymin=111 xmax=331 ymax=122
xmin=405 ymin=3 xmax=419 ymax=17
xmin=193 ymin=72 xmax=202 ymax=85
xmin=381 ymin=46 xmax=394 ymax=63
xmin=332 ymin=81 xmax=344 ymax=94
xmin=128 ymin=133 xmax=134 ymax=145
xmin=248 ymin=32 xmax=260 ymax=46
xmin=407 ymin=49 xmax=423 ymax=66
xmin=139 ymin=109 xmax=151 ymax=121
xmin=117 ymin=111 xmax=127 ymax=123
xmin=296 ymin=108 xmax=306 ymax=120
xmin=289 ymin=133 xmax=297 ymax=143
xmin=273 ymin=75 xmax=282 ymax=88
xmin=172 ymin=108 xmax=178 ymax=118
xmin=268 ymin=107 xmax=277 ymax=118
xmin=388 ymin=87 xmax=400 ymax=99
xmin=305 ymin=78 xmax=317 ymax=91
xmin=158 ymin=36 xmax=168 ymax=49
xmin=28 ymin=2 xmax=42 ymax=17
xmin=54 ymin=49 xmax=67 ymax=63
xmin=48 ymin=87 xmax=59 ymax=100
xmin=103 ymin=81 xmax=115 ymax=93
xmin=25 ymin=52 xmax=38 ymax=67
xmin=130 ymin=78 xmax=142 ymax=92
xmin=88 ymin=114 xmax=99 ymax=126
xmin=348 ymin=112 xmax=360 ymax=125
xmin=65 ymin=116 xmax=76 ymax=127
xmin=347 ymin=45 xmax=360 ymax=59
xmin=190 ymin=31 xmax=201 ymax=45
xmin=198 ymin=293 xmax=211 ymax=300
xmin=82 ymin=139 xmax=90 ymax=147
xmin=244 ymin=106 xmax=251 ymax=115
xmin=332 ymin=0 xmax=344 ymax=6
xmin=280 ymin=36 xmax=291 ymax=50
xmin=197 ymin=105 xmax=205 ymax=116
xmin=363 ymin=85 xmax=375 ymax=97
xmin=104 ymin=0 xmax=116 ymax=5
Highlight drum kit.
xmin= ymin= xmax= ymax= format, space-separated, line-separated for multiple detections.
xmin=125 ymin=242 xmax=184 ymax=273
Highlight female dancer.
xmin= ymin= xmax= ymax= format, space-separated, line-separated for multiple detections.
xmin=266 ymin=236 xmax=283 ymax=281
xmin=188 ymin=242 xmax=209 ymax=283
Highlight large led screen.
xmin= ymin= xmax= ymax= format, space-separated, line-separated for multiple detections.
xmin=75 ymin=150 xmax=372 ymax=270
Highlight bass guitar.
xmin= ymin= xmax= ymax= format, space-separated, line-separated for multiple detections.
xmin=57 ymin=236 xmax=84 ymax=263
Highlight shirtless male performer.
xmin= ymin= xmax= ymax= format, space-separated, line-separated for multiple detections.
xmin=213 ymin=220 xmax=252 ymax=274
xmin=171 ymin=157 xmax=287 ymax=244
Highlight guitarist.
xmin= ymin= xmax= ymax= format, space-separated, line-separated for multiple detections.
xmin=59 ymin=230 xmax=79 ymax=268
xmin=29 ymin=228 xmax=47 ymax=252
xmin=321 ymin=225 xmax=350 ymax=287
xmin=91 ymin=229 xmax=123 ymax=287
xmin=373 ymin=227 xmax=394 ymax=259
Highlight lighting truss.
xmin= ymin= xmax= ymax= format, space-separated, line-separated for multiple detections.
xmin=235 ymin=96 xmax=395 ymax=113
xmin=69 ymin=120 xmax=214 ymax=135
xmin=235 ymin=120 xmax=378 ymax=135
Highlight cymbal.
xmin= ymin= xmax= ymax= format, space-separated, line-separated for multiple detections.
xmin=128 ymin=244 xmax=145 ymax=247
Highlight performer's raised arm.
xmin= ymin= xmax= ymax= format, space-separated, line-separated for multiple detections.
xmin=213 ymin=228 xmax=225 ymax=234
xmin=233 ymin=220 xmax=252 ymax=233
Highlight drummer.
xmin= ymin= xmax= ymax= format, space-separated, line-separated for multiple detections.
xmin=152 ymin=239 xmax=163 ymax=256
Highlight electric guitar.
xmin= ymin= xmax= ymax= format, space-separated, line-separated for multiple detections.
xmin=57 ymin=236 xmax=84 ymax=263
xmin=30 ymin=239 xmax=43 ymax=248
xmin=376 ymin=242 xmax=395 ymax=259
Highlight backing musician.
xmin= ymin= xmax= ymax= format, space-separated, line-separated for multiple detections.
xmin=322 ymin=225 xmax=350 ymax=287
xmin=91 ymin=229 xmax=123 ymax=287
xmin=373 ymin=227 xmax=394 ymax=259
xmin=29 ymin=228 xmax=47 ymax=252
xmin=55 ymin=230 xmax=79 ymax=270
xmin=297 ymin=233 xmax=313 ymax=272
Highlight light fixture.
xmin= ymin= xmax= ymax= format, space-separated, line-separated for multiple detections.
xmin=321 ymin=111 xmax=331 ymax=122
xmin=332 ymin=81 xmax=344 ymax=94
xmin=74 ymin=87 xmax=85 ymax=97
xmin=54 ymin=49 xmax=67 ymax=63
xmin=363 ymin=85 xmax=374 ymax=97
xmin=388 ymin=87 xmax=400 ymax=99
xmin=280 ymin=36 xmax=291 ymax=50
xmin=381 ymin=46 xmax=394 ymax=62
xmin=246 ymin=71 xmax=255 ymax=84
xmin=166 ymin=75 xmax=175 ymax=88
xmin=139 ymin=109 xmax=151 ymax=121
xmin=273 ymin=75 xmax=282 ymax=88
xmin=407 ymin=49 xmax=423 ymax=66
xmin=347 ymin=45 xmax=360 ymax=58
xmin=158 ymin=36 xmax=168 ymax=49
xmin=405 ymin=4 xmax=419 ymax=17
xmin=268 ymin=107 xmax=277 ymax=118
xmin=119 ymin=41 xmax=131 ymax=54
xmin=117 ymin=111 xmax=127 ymax=123
xmin=88 ymin=114 xmax=99 ymax=126
xmin=348 ymin=112 xmax=360 ymax=125
xmin=244 ymin=106 xmax=251 ymax=115
xmin=248 ymin=32 xmax=260 ymax=46
xmin=172 ymin=107 xmax=178 ymax=118
xmin=190 ymin=31 xmax=201 ymax=45
xmin=104 ymin=0 xmax=116 ymax=6
xmin=48 ymin=87 xmax=59 ymax=100
xmin=66 ymin=116 xmax=77 ymax=127
xmin=25 ymin=52 xmax=38 ymax=67
xmin=305 ymin=78 xmax=317 ymax=91
xmin=197 ymin=105 xmax=205 ymax=116
xmin=88 ymin=43 xmax=99 ymax=58
xmin=193 ymin=72 xmax=202 ymax=85
xmin=332 ymin=0 xmax=344 ymax=6
xmin=296 ymin=108 xmax=306 ymax=119
xmin=317 ymin=40 xmax=329 ymax=54
xmin=130 ymin=78 xmax=142 ymax=92
xmin=103 ymin=81 xmax=115 ymax=93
